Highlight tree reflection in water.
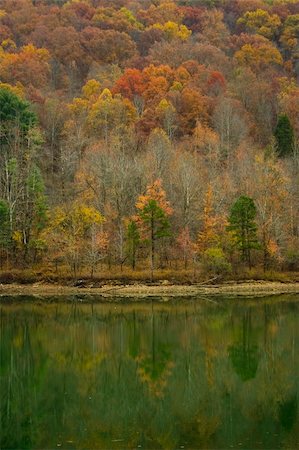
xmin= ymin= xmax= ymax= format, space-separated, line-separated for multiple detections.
xmin=0 ymin=297 xmax=299 ymax=449
xmin=229 ymin=310 xmax=259 ymax=381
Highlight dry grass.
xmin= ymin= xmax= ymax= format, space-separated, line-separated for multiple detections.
xmin=0 ymin=263 xmax=299 ymax=286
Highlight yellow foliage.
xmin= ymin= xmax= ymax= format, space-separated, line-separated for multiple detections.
xmin=152 ymin=21 xmax=191 ymax=41
xmin=170 ymin=81 xmax=183 ymax=92
xmin=68 ymin=97 xmax=89 ymax=115
xmin=193 ymin=122 xmax=219 ymax=154
xmin=235 ymin=43 xmax=283 ymax=69
xmin=0 ymin=82 xmax=24 ymax=97
xmin=22 ymin=43 xmax=50 ymax=61
xmin=280 ymin=14 xmax=299 ymax=51
xmin=88 ymin=89 xmax=136 ymax=132
xmin=157 ymin=98 xmax=175 ymax=115
xmin=51 ymin=204 xmax=104 ymax=234
xmin=197 ymin=185 xmax=219 ymax=253
xmin=237 ymin=9 xmax=281 ymax=39
xmin=1 ymin=39 xmax=16 ymax=51
xmin=82 ymin=79 xmax=101 ymax=99
xmin=99 ymin=87 xmax=113 ymax=101
xmin=12 ymin=231 xmax=24 ymax=249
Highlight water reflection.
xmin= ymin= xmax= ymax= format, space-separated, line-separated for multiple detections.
xmin=0 ymin=297 xmax=299 ymax=449
xmin=229 ymin=310 xmax=259 ymax=381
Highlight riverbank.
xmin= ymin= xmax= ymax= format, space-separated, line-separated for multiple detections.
xmin=0 ymin=280 xmax=299 ymax=298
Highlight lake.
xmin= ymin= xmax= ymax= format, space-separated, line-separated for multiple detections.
xmin=1 ymin=295 xmax=299 ymax=449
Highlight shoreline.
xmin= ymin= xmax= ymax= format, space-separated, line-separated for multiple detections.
xmin=0 ymin=281 xmax=299 ymax=299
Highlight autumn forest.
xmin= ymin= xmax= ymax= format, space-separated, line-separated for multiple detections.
xmin=0 ymin=0 xmax=299 ymax=282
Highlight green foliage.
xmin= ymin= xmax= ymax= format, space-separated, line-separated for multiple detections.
xmin=279 ymin=396 xmax=298 ymax=431
xmin=274 ymin=114 xmax=294 ymax=157
xmin=227 ymin=196 xmax=259 ymax=268
xmin=138 ymin=199 xmax=171 ymax=242
xmin=0 ymin=200 xmax=9 ymax=248
xmin=136 ymin=180 xmax=172 ymax=280
xmin=285 ymin=248 xmax=299 ymax=271
xmin=202 ymin=247 xmax=231 ymax=275
xmin=0 ymin=87 xmax=36 ymax=134
xmin=229 ymin=311 xmax=260 ymax=381
xmin=126 ymin=220 xmax=140 ymax=269
xmin=229 ymin=343 xmax=259 ymax=381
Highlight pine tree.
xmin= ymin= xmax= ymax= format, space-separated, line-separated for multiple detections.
xmin=135 ymin=180 xmax=172 ymax=280
xmin=126 ymin=219 xmax=140 ymax=270
xmin=274 ymin=114 xmax=294 ymax=158
xmin=227 ymin=195 xmax=259 ymax=268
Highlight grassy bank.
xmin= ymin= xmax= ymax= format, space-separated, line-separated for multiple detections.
xmin=1 ymin=265 xmax=299 ymax=285
xmin=0 ymin=266 xmax=299 ymax=298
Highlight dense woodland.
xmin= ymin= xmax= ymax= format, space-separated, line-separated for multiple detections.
xmin=0 ymin=0 xmax=299 ymax=281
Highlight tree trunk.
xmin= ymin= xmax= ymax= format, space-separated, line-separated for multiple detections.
xmin=150 ymin=212 xmax=154 ymax=282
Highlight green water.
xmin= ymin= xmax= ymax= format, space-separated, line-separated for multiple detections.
xmin=1 ymin=296 xmax=299 ymax=449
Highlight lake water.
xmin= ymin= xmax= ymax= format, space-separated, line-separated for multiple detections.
xmin=1 ymin=295 xmax=299 ymax=449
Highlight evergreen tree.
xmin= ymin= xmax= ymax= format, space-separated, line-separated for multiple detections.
xmin=126 ymin=220 xmax=140 ymax=270
xmin=0 ymin=88 xmax=44 ymax=263
xmin=274 ymin=114 xmax=294 ymax=158
xmin=227 ymin=195 xmax=259 ymax=268
xmin=136 ymin=180 xmax=172 ymax=280
xmin=0 ymin=87 xmax=36 ymax=141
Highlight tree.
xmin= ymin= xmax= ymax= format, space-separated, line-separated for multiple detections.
xmin=12 ymin=164 xmax=48 ymax=263
xmin=197 ymin=185 xmax=219 ymax=253
xmin=125 ymin=219 xmax=140 ymax=270
xmin=0 ymin=87 xmax=36 ymax=135
xmin=88 ymin=88 xmax=136 ymax=144
xmin=151 ymin=21 xmax=192 ymax=41
xmin=0 ymin=87 xmax=45 ymax=264
xmin=112 ymin=69 xmax=146 ymax=116
xmin=234 ymin=42 xmax=283 ymax=71
xmin=212 ymin=96 xmax=249 ymax=161
xmin=137 ymin=2 xmax=182 ymax=27
xmin=176 ymin=226 xmax=195 ymax=269
xmin=80 ymin=27 xmax=137 ymax=66
xmin=92 ymin=6 xmax=143 ymax=33
xmin=227 ymin=195 xmax=259 ymax=268
xmin=135 ymin=179 xmax=172 ymax=280
xmin=274 ymin=114 xmax=294 ymax=158
xmin=48 ymin=203 xmax=104 ymax=278
xmin=0 ymin=200 xmax=9 ymax=267
xmin=113 ymin=68 xmax=145 ymax=101
xmin=177 ymin=87 xmax=208 ymax=135
xmin=198 ymin=9 xmax=229 ymax=49
xmin=202 ymin=247 xmax=231 ymax=276
xmin=237 ymin=9 xmax=281 ymax=39
xmin=0 ymin=44 xmax=50 ymax=89
xmin=280 ymin=14 xmax=299 ymax=59
xmin=156 ymin=99 xmax=177 ymax=139
xmin=246 ymin=149 xmax=289 ymax=271
xmin=86 ymin=227 xmax=109 ymax=278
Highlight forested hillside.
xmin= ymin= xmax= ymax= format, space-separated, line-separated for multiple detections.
xmin=0 ymin=0 xmax=298 ymax=280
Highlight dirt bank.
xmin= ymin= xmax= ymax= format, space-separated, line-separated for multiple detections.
xmin=0 ymin=280 xmax=299 ymax=298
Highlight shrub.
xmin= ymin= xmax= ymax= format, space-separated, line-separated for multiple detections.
xmin=285 ymin=250 xmax=299 ymax=271
xmin=202 ymin=247 xmax=231 ymax=276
